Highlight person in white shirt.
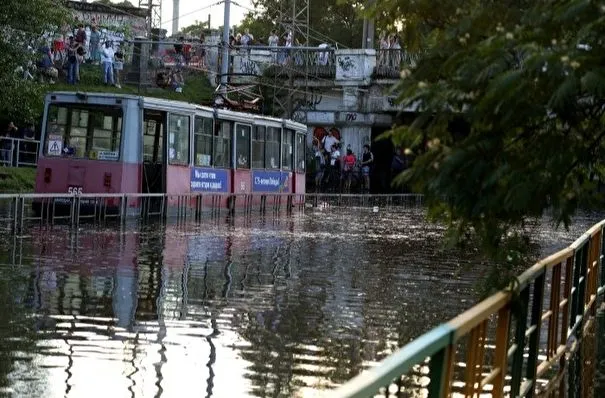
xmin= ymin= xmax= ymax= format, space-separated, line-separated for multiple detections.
xmin=322 ymin=130 xmax=339 ymax=154
xmin=241 ymin=29 xmax=254 ymax=46
xmin=318 ymin=43 xmax=329 ymax=66
xmin=268 ymin=30 xmax=279 ymax=63
xmin=101 ymin=41 xmax=115 ymax=85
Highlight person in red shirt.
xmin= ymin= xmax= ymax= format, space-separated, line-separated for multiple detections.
xmin=342 ymin=148 xmax=356 ymax=192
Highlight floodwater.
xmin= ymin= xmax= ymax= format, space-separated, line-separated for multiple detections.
xmin=0 ymin=207 xmax=603 ymax=397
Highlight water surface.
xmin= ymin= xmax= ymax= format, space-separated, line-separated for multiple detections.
xmin=0 ymin=208 xmax=603 ymax=397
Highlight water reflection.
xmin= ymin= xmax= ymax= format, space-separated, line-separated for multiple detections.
xmin=0 ymin=209 xmax=602 ymax=397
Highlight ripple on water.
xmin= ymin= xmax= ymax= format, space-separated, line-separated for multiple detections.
xmin=0 ymin=208 xmax=603 ymax=397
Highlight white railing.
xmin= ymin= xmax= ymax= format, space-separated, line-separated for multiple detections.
xmin=0 ymin=137 xmax=40 ymax=168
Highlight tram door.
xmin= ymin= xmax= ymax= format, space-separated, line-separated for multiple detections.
xmin=142 ymin=109 xmax=167 ymax=199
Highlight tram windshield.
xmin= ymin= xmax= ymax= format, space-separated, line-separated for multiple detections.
xmin=43 ymin=104 xmax=123 ymax=161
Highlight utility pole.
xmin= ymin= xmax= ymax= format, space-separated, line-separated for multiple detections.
xmin=172 ymin=0 xmax=180 ymax=36
xmin=272 ymin=0 xmax=309 ymax=120
xmin=362 ymin=0 xmax=375 ymax=49
xmin=219 ymin=0 xmax=231 ymax=96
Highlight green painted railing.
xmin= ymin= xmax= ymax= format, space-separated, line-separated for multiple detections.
xmin=327 ymin=220 xmax=605 ymax=398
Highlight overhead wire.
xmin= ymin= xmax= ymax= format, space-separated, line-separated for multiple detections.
xmin=230 ymin=1 xmax=350 ymax=49
xmin=125 ymin=41 xmax=400 ymax=105
xmin=100 ymin=1 xmax=399 ymax=106
xmin=87 ymin=1 xmax=224 ymax=31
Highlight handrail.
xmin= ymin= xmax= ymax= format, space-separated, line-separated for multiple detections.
xmin=325 ymin=325 xmax=454 ymax=398
xmin=328 ymin=218 xmax=605 ymax=397
xmin=0 ymin=137 xmax=40 ymax=168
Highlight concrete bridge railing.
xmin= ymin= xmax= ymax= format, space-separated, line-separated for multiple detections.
xmin=327 ymin=220 xmax=605 ymax=397
xmin=228 ymin=46 xmax=416 ymax=85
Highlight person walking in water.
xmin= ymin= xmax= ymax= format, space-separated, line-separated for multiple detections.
xmin=361 ymin=144 xmax=374 ymax=193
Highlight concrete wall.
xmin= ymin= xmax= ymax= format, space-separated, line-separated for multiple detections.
xmin=220 ymin=47 xmax=411 ymax=159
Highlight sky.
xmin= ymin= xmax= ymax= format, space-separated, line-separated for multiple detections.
xmin=109 ymin=0 xmax=254 ymax=35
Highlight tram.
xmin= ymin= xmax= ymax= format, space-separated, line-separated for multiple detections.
xmin=33 ymin=91 xmax=307 ymax=214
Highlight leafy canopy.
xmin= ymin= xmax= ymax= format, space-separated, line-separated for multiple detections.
xmin=0 ymin=0 xmax=69 ymax=124
xmin=181 ymin=20 xmax=210 ymax=38
xmin=373 ymin=0 xmax=605 ymax=261
xmin=236 ymin=0 xmax=367 ymax=48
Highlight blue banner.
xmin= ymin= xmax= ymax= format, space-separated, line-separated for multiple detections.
xmin=252 ymin=170 xmax=290 ymax=192
xmin=190 ymin=168 xmax=229 ymax=192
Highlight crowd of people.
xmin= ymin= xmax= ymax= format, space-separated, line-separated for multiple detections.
xmin=23 ymin=23 xmax=126 ymax=88
xmin=312 ymin=129 xmax=411 ymax=194
xmin=313 ymin=131 xmax=376 ymax=193
xmin=377 ymin=32 xmax=403 ymax=68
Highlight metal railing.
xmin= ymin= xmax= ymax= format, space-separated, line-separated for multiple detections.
xmin=232 ymin=46 xmax=337 ymax=79
xmin=0 ymin=192 xmax=424 ymax=233
xmin=374 ymin=49 xmax=421 ymax=79
xmin=328 ymin=220 xmax=605 ymax=397
xmin=0 ymin=137 xmax=40 ymax=167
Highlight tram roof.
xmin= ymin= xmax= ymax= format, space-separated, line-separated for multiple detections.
xmin=45 ymin=91 xmax=308 ymax=131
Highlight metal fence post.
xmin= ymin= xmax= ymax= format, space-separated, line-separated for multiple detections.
xmin=427 ymin=344 xmax=453 ymax=397
xmin=510 ymin=286 xmax=530 ymax=397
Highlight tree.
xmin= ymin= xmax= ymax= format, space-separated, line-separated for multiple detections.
xmin=0 ymin=0 xmax=69 ymax=126
xmin=237 ymin=0 xmax=365 ymax=48
xmin=181 ymin=20 xmax=210 ymax=39
xmin=370 ymin=0 xmax=605 ymax=278
xmin=94 ymin=0 xmax=135 ymax=8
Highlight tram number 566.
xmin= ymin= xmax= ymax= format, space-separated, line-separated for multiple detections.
xmin=68 ymin=186 xmax=83 ymax=195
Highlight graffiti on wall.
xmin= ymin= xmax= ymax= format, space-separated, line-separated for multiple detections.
xmin=67 ymin=1 xmax=147 ymax=38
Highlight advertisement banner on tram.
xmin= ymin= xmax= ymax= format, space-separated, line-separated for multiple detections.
xmin=251 ymin=170 xmax=290 ymax=193
xmin=190 ymin=168 xmax=229 ymax=193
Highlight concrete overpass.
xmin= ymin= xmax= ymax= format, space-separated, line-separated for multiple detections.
xmin=203 ymin=44 xmax=417 ymax=191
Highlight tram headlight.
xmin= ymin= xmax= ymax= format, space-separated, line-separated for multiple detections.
xmin=44 ymin=168 xmax=52 ymax=183
xmin=104 ymin=172 xmax=112 ymax=187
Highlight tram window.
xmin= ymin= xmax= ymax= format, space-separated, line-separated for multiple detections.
xmin=143 ymin=118 xmax=163 ymax=163
xmin=69 ymin=109 xmax=89 ymax=157
xmin=296 ymin=132 xmax=306 ymax=172
xmin=44 ymin=104 xmax=122 ymax=160
xmin=213 ymin=121 xmax=231 ymax=168
xmin=168 ymin=114 xmax=190 ymax=165
xmin=265 ymin=126 xmax=280 ymax=169
xmin=194 ymin=116 xmax=213 ymax=166
xmin=281 ymin=129 xmax=293 ymax=170
xmin=252 ymin=126 xmax=265 ymax=169
xmin=92 ymin=116 xmax=122 ymax=156
xmin=235 ymin=124 xmax=251 ymax=169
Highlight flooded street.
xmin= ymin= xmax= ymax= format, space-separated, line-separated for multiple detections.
xmin=0 ymin=207 xmax=604 ymax=397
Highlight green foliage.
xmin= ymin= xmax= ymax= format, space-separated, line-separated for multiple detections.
xmin=238 ymin=0 xmax=365 ymax=47
xmin=0 ymin=167 xmax=37 ymax=193
xmin=93 ymin=0 xmax=135 ymax=7
xmin=378 ymin=0 xmax=605 ymax=261
xmin=0 ymin=0 xmax=69 ymax=124
xmin=181 ymin=20 xmax=210 ymax=39
xmin=51 ymin=64 xmax=215 ymax=105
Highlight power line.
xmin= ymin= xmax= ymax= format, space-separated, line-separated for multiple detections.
xmin=92 ymin=1 xmax=224 ymax=31
xmin=160 ymin=1 xmax=225 ymax=28
xmin=230 ymin=0 xmax=350 ymax=49
xmin=127 ymin=43 xmax=398 ymax=105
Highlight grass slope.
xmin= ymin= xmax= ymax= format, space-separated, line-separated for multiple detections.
xmin=50 ymin=64 xmax=215 ymax=104
xmin=0 ymin=167 xmax=36 ymax=193
xmin=0 ymin=66 xmax=215 ymax=193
